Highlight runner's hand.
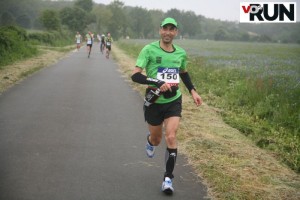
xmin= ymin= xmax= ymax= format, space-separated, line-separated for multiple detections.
xmin=159 ymin=82 xmax=172 ymax=92
xmin=191 ymin=90 xmax=202 ymax=106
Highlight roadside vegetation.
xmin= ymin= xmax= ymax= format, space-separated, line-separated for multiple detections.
xmin=0 ymin=26 xmax=37 ymax=68
xmin=0 ymin=44 xmax=74 ymax=93
xmin=0 ymin=26 xmax=73 ymax=69
xmin=0 ymin=24 xmax=74 ymax=93
xmin=115 ymin=39 xmax=300 ymax=199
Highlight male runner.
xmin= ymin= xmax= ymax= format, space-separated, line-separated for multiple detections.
xmin=105 ymin=32 xmax=113 ymax=59
xmin=131 ymin=17 xmax=202 ymax=194
xmin=100 ymin=34 xmax=106 ymax=54
xmin=85 ymin=31 xmax=93 ymax=58
xmin=75 ymin=32 xmax=82 ymax=51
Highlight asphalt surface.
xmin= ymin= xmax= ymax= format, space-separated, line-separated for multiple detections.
xmin=0 ymin=46 xmax=208 ymax=200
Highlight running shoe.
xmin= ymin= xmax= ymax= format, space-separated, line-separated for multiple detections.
xmin=145 ymin=134 xmax=155 ymax=158
xmin=161 ymin=177 xmax=174 ymax=194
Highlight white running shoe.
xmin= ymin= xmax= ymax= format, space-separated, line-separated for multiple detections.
xmin=145 ymin=140 xmax=155 ymax=158
xmin=145 ymin=133 xmax=155 ymax=158
xmin=161 ymin=177 xmax=174 ymax=194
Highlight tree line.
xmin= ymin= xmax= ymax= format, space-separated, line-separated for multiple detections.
xmin=0 ymin=0 xmax=299 ymax=43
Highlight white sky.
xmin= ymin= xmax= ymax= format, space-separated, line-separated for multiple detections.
xmin=93 ymin=0 xmax=299 ymax=21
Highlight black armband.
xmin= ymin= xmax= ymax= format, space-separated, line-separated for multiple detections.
xmin=180 ymin=72 xmax=196 ymax=93
xmin=131 ymin=72 xmax=165 ymax=87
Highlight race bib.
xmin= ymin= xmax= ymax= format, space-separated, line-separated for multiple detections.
xmin=87 ymin=39 xmax=92 ymax=44
xmin=157 ymin=67 xmax=179 ymax=84
xmin=76 ymin=39 xmax=80 ymax=43
xmin=106 ymin=42 xmax=111 ymax=46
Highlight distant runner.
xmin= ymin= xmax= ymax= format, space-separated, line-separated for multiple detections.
xmin=100 ymin=34 xmax=106 ymax=54
xmin=105 ymin=33 xmax=113 ymax=59
xmin=75 ymin=32 xmax=82 ymax=51
xmin=85 ymin=31 xmax=93 ymax=58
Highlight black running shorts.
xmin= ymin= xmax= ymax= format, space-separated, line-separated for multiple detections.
xmin=144 ymin=95 xmax=182 ymax=126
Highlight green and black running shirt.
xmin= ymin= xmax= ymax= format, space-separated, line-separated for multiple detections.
xmin=136 ymin=41 xmax=187 ymax=104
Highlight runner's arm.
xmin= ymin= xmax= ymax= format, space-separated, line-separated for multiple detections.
xmin=131 ymin=67 xmax=165 ymax=87
xmin=179 ymin=71 xmax=196 ymax=93
xmin=180 ymin=70 xmax=202 ymax=106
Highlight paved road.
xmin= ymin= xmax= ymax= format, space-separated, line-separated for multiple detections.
xmin=0 ymin=47 xmax=208 ymax=199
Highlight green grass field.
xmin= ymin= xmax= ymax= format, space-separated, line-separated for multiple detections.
xmin=117 ymin=39 xmax=300 ymax=172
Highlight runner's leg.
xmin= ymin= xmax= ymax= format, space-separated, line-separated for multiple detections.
xmin=163 ymin=116 xmax=180 ymax=179
xmin=145 ymin=124 xmax=163 ymax=157
xmin=106 ymin=48 xmax=109 ymax=58
xmin=87 ymin=45 xmax=91 ymax=58
xmin=148 ymin=124 xmax=163 ymax=146
xmin=164 ymin=117 xmax=180 ymax=148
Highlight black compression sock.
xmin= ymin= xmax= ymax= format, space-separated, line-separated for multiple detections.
xmin=164 ymin=148 xmax=177 ymax=179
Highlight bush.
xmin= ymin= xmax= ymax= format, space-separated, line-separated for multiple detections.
xmin=0 ymin=26 xmax=37 ymax=68
xmin=27 ymin=30 xmax=73 ymax=46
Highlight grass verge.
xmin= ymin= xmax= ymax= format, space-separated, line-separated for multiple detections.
xmin=0 ymin=45 xmax=73 ymax=94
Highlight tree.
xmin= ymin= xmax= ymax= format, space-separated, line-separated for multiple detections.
xmin=60 ymin=7 xmax=87 ymax=32
xmin=75 ymin=0 xmax=93 ymax=12
xmin=181 ymin=11 xmax=201 ymax=38
xmin=16 ymin=14 xmax=32 ymax=29
xmin=40 ymin=9 xmax=61 ymax=31
xmin=0 ymin=12 xmax=15 ymax=26
xmin=214 ymin=28 xmax=227 ymax=41
xmin=241 ymin=32 xmax=250 ymax=41
xmin=106 ymin=0 xmax=127 ymax=39
xmin=93 ymin=4 xmax=112 ymax=34
xmin=129 ymin=7 xmax=153 ymax=38
xmin=148 ymin=9 xmax=164 ymax=38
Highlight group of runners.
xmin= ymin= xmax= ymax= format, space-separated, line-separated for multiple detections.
xmin=75 ymin=31 xmax=113 ymax=59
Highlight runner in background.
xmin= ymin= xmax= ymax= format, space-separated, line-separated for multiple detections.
xmin=100 ymin=34 xmax=106 ymax=54
xmin=85 ymin=31 xmax=93 ymax=58
xmin=105 ymin=32 xmax=113 ymax=59
xmin=75 ymin=32 xmax=82 ymax=51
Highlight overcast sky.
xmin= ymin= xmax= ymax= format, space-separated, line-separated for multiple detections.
xmin=93 ymin=0 xmax=299 ymax=21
